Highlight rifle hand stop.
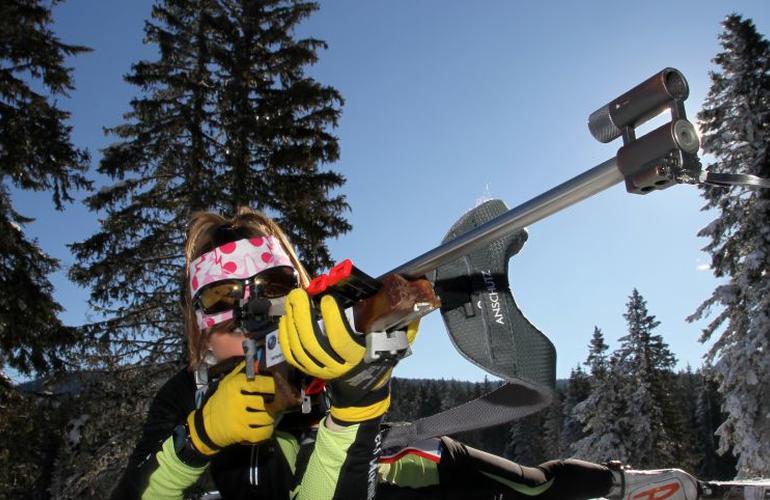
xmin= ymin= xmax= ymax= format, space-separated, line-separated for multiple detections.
xmin=364 ymin=330 xmax=411 ymax=364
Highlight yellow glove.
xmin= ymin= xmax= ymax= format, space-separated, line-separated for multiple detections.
xmin=187 ymin=361 xmax=276 ymax=456
xmin=278 ymin=288 xmax=419 ymax=424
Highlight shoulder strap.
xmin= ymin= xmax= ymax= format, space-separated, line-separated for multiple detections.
xmin=382 ymin=382 xmax=551 ymax=449
xmin=383 ymin=199 xmax=556 ymax=449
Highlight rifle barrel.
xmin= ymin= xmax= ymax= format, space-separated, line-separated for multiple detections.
xmin=382 ymin=157 xmax=624 ymax=280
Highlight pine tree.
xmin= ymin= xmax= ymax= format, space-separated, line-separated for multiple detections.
xmin=542 ymin=390 xmax=564 ymax=458
xmin=688 ymin=14 xmax=770 ymax=478
xmin=505 ymin=413 xmax=546 ymax=465
xmin=693 ymin=372 xmax=738 ymax=480
xmin=571 ymin=329 xmax=629 ymax=463
xmin=694 ymin=375 xmax=719 ymax=478
xmin=68 ymin=0 xmax=220 ymax=365
xmin=0 ymin=0 xmax=91 ymax=374
xmin=615 ymin=289 xmax=677 ymax=468
xmin=586 ymin=326 xmax=609 ymax=378
xmin=418 ymin=380 xmax=443 ymax=417
xmin=560 ymin=365 xmax=591 ymax=455
xmin=388 ymin=378 xmax=426 ymax=422
xmin=0 ymin=382 xmax=62 ymax=496
xmin=669 ymin=366 xmax=702 ymax=474
xmin=69 ymin=0 xmax=348 ymax=365
xmin=207 ymin=0 xmax=349 ymax=273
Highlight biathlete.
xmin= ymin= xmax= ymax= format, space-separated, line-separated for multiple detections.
xmin=112 ymin=207 xmax=700 ymax=500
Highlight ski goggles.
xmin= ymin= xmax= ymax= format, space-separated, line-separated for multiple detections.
xmin=189 ymin=236 xmax=296 ymax=329
xmin=194 ymin=266 xmax=299 ymax=315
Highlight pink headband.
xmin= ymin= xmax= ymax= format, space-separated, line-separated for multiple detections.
xmin=189 ymin=236 xmax=294 ymax=329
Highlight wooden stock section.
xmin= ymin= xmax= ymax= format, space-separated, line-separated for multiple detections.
xmin=210 ymin=356 xmax=302 ymax=418
xmin=263 ymin=362 xmax=302 ymax=418
xmin=352 ymin=274 xmax=441 ymax=333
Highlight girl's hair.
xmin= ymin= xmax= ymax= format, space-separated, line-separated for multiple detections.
xmin=183 ymin=207 xmax=310 ymax=369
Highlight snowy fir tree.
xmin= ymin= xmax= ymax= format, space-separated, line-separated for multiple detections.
xmin=0 ymin=374 xmax=68 ymax=497
xmin=586 ymin=326 xmax=609 ymax=378
xmin=505 ymin=413 xmax=547 ymax=466
xmin=559 ymin=365 xmax=590 ymax=456
xmin=69 ymin=0 xmax=348 ymax=366
xmin=688 ymin=14 xmax=770 ymax=478
xmin=693 ymin=372 xmax=738 ymax=479
xmin=0 ymin=0 xmax=91 ymax=374
xmin=670 ymin=366 xmax=703 ymax=474
xmin=542 ymin=392 xmax=565 ymax=458
xmin=571 ymin=328 xmax=630 ymax=463
xmin=614 ymin=289 xmax=678 ymax=468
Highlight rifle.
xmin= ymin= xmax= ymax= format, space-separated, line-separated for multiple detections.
xmin=237 ymin=68 xmax=769 ymax=443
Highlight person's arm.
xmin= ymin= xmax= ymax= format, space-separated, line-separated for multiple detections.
xmin=381 ymin=436 xmax=616 ymax=499
xmin=377 ymin=439 xmax=442 ymax=489
xmin=292 ymin=416 xmax=382 ymax=500
xmin=112 ymin=362 xmax=276 ymax=500
xmin=279 ymin=289 xmax=419 ymax=500
xmin=139 ymin=431 xmax=210 ymax=499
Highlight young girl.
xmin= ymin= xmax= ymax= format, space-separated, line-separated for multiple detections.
xmin=112 ymin=207 xmax=700 ymax=500
xmin=112 ymin=207 xmax=405 ymax=499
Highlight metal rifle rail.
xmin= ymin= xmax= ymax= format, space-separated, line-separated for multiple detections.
xmin=382 ymin=157 xmax=624 ymax=280
xmin=383 ymin=67 xmax=769 ymax=282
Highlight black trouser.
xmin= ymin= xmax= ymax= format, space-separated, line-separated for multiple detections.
xmin=378 ymin=436 xmax=613 ymax=500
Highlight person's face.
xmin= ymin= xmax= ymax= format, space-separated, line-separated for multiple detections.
xmin=207 ymin=327 xmax=246 ymax=361
xmin=190 ymin=237 xmax=299 ymax=362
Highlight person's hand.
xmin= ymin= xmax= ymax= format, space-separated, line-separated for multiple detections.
xmin=278 ymin=288 xmax=418 ymax=423
xmin=187 ymin=361 xmax=276 ymax=455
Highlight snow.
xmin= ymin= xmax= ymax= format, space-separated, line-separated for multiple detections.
xmin=65 ymin=414 xmax=90 ymax=448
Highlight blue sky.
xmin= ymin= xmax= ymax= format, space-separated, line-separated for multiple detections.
xmin=10 ymin=1 xmax=770 ymax=381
